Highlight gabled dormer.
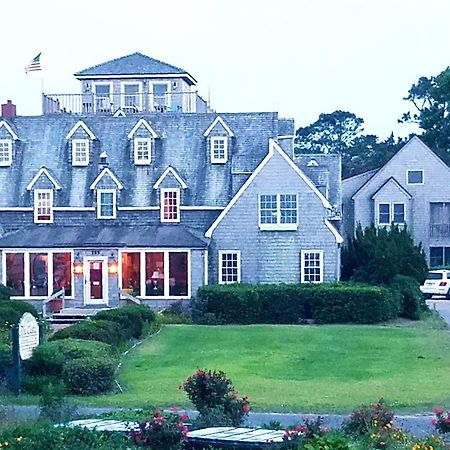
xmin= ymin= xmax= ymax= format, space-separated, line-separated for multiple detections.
xmin=203 ymin=116 xmax=234 ymax=164
xmin=128 ymin=119 xmax=158 ymax=166
xmin=0 ymin=120 xmax=19 ymax=167
xmin=66 ymin=120 xmax=96 ymax=166
xmin=90 ymin=167 xmax=124 ymax=219
xmin=26 ymin=167 xmax=62 ymax=224
xmin=153 ymin=166 xmax=187 ymax=223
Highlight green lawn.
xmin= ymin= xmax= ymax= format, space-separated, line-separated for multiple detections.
xmin=82 ymin=318 xmax=450 ymax=413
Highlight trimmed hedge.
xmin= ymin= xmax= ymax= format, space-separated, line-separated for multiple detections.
xmin=50 ymin=319 xmax=125 ymax=347
xmin=93 ymin=304 xmax=156 ymax=339
xmin=389 ymin=275 xmax=423 ymax=320
xmin=192 ymin=283 xmax=401 ymax=325
xmin=0 ymin=300 xmax=38 ymax=326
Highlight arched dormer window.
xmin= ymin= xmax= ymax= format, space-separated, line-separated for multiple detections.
xmin=203 ymin=116 xmax=234 ymax=164
xmin=0 ymin=121 xmax=19 ymax=167
xmin=128 ymin=119 xmax=158 ymax=166
xmin=66 ymin=120 xmax=96 ymax=166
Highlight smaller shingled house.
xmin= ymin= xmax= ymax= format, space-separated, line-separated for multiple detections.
xmin=343 ymin=136 xmax=450 ymax=267
xmin=0 ymin=53 xmax=343 ymax=311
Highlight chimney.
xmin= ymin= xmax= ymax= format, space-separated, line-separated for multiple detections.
xmin=2 ymin=100 xmax=16 ymax=118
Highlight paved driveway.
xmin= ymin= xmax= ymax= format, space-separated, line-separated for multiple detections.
xmin=426 ymin=299 xmax=450 ymax=326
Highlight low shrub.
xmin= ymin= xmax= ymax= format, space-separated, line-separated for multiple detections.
xmin=93 ymin=304 xmax=155 ymax=339
xmin=0 ymin=285 xmax=12 ymax=301
xmin=39 ymin=381 xmax=77 ymax=422
xmin=181 ymin=369 xmax=250 ymax=427
xmin=193 ymin=283 xmax=401 ymax=325
xmin=62 ymin=356 xmax=116 ymax=395
xmin=24 ymin=338 xmax=113 ymax=377
xmin=50 ymin=319 xmax=125 ymax=347
xmin=432 ymin=406 xmax=450 ymax=434
xmin=302 ymin=432 xmax=350 ymax=450
xmin=389 ymin=274 xmax=423 ymax=320
xmin=22 ymin=374 xmax=60 ymax=395
xmin=0 ymin=300 xmax=38 ymax=326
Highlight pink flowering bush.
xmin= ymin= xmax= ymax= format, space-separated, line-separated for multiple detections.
xmin=128 ymin=409 xmax=189 ymax=450
xmin=180 ymin=369 xmax=250 ymax=427
xmin=432 ymin=406 xmax=450 ymax=434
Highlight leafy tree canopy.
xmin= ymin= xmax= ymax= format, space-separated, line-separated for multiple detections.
xmin=402 ymin=66 xmax=450 ymax=161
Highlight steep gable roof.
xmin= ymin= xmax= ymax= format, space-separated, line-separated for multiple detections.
xmin=371 ymin=177 xmax=412 ymax=200
xmin=153 ymin=166 xmax=188 ymax=189
xmin=0 ymin=120 xmax=18 ymax=140
xmin=203 ymin=116 xmax=235 ymax=137
xmin=26 ymin=167 xmax=62 ymax=190
xmin=90 ymin=167 xmax=124 ymax=190
xmin=127 ymin=118 xmax=158 ymax=139
xmin=74 ymin=52 xmax=197 ymax=84
xmin=205 ymin=140 xmax=332 ymax=238
xmin=66 ymin=120 xmax=96 ymax=140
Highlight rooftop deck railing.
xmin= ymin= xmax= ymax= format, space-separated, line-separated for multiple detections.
xmin=42 ymin=92 xmax=210 ymax=115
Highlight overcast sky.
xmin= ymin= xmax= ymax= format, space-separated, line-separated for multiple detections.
xmin=1 ymin=0 xmax=449 ymax=139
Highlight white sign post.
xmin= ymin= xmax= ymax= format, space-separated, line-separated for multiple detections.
xmin=18 ymin=312 xmax=40 ymax=360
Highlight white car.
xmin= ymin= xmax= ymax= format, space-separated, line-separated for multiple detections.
xmin=420 ymin=270 xmax=450 ymax=299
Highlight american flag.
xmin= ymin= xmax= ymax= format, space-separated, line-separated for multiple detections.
xmin=25 ymin=53 xmax=42 ymax=73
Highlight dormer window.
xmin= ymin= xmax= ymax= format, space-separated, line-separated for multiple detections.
xmin=97 ymin=189 xmax=116 ymax=219
xmin=34 ymin=189 xmax=53 ymax=223
xmin=134 ymin=138 xmax=152 ymax=165
xmin=161 ymin=188 xmax=180 ymax=223
xmin=72 ymin=139 xmax=89 ymax=166
xmin=0 ymin=139 xmax=12 ymax=166
xmin=211 ymin=137 xmax=228 ymax=163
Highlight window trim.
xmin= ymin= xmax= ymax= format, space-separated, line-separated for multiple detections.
xmin=0 ymin=139 xmax=12 ymax=166
xmin=93 ymin=82 xmax=113 ymax=113
xmin=134 ymin=137 xmax=152 ymax=165
xmin=150 ymin=82 xmax=171 ymax=110
xmin=121 ymin=81 xmax=143 ymax=111
xmin=96 ymin=189 xmax=117 ymax=219
xmin=218 ymin=250 xmax=241 ymax=284
xmin=300 ymin=249 xmax=324 ymax=284
xmin=34 ymin=189 xmax=54 ymax=224
xmin=392 ymin=202 xmax=406 ymax=224
xmin=406 ymin=169 xmax=424 ymax=185
xmin=210 ymin=136 xmax=228 ymax=164
xmin=377 ymin=202 xmax=406 ymax=226
xmin=71 ymin=139 xmax=90 ymax=166
xmin=160 ymin=188 xmax=180 ymax=223
xmin=258 ymin=193 xmax=298 ymax=231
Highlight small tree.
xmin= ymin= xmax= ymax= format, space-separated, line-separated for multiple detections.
xmin=342 ymin=225 xmax=428 ymax=285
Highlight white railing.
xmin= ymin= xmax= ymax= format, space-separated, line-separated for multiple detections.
xmin=42 ymin=288 xmax=65 ymax=318
xmin=119 ymin=289 xmax=141 ymax=305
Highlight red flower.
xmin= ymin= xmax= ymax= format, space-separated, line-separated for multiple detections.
xmin=170 ymin=406 xmax=181 ymax=413
xmin=433 ymin=407 xmax=444 ymax=415
xmin=242 ymin=404 xmax=250 ymax=412
xmin=432 ymin=419 xmax=437 ymax=426
xmin=181 ymin=414 xmax=189 ymax=421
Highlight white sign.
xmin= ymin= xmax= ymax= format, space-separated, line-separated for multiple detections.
xmin=18 ymin=312 xmax=39 ymax=360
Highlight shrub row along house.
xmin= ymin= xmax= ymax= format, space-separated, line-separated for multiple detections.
xmin=0 ymin=53 xmax=343 ymax=310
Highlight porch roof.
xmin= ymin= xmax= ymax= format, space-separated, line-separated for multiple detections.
xmin=0 ymin=225 xmax=208 ymax=249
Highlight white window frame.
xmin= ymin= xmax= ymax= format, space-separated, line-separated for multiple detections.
xmin=121 ymin=81 xmax=143 ymax=111
xmin=134 ymin=138 xmax=152 ymax=165
xmin=150 ymin=82 xmax=171 ymax=111
xmin=0 ymin=139 xmax=12 ymax=166
xmin=2 ymin=249 xmax=74 ymax=299
xmin=160 ymin=188 xmax=180 ymax=223
xmin=97 ymin=189 xmax=116 ymax=219
xmin=210 ymin=136 xmax=228 ymax=163
xmin=34 ymin=189 xmax=53 ymax=223
xmin=71 ymin=139 xmax=90 ymax=166
xmin=258 ymin=193 xmax=298 ymax=231
xmin=93 ymin=82 xmax=113 ymax=113
xmin=300 ymin=250 xmax=324 ymax=284
xmin=218 ymin=250 xmax=241 ymax=284
xmin=406 ymin=170 xmax=424 ymax=185
xmin=392 ymin=202 xmax=406 ymax=225
xmin=377 ymin=202 xmax=406 ymax=226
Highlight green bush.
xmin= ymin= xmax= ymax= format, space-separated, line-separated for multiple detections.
xmin=0 ymin=423 xmax=131 ymax=450
xmin=389 ymin=274 xmax=423 ymax=320
xmin=93 ymin=304 xmax=155 ymax=339
xmin=24 ymin=338 xmax=113 ymax=377
xmin=50 ymin=319 xmax=125 ymax=346
xmin=193 ymin=283 xmax=401 ymax=325
xmin=0 ymin=300 xmax=38 ymax=326
xmin=0 ymin=285 xmax=12 ymax=301
xmin=62 ymin=356 xmax=116 ymax=395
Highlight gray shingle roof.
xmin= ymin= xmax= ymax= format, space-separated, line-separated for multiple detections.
xmin=1 ymin=112 xmax=291 ymax=208
xmin=74 ymin=52 xmax=195 ymax=82
xmin=0 ymin=225 xmax=208 ymax=248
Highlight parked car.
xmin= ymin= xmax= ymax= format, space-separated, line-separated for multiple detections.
xmin=420 ymin=270 xmax=450 ymax=299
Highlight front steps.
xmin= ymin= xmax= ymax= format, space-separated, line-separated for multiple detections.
xmin=49 ymin=307 xmax=110 ymax=327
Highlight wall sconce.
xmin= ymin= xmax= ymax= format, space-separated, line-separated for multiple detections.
xmin=108 ymin=261 xmax=118 ymax=275
xmin=73 ymin=261 xmax=83 ymax=275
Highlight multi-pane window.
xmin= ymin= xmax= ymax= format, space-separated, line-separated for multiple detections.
xmin=219 ymin=251 xmax=241 ymax=284
xmin=301 ymin=250 xmax=323 ymax=283
xmin=161 ymin=189 xmax=180 ymax=222
xmin=97 ymin=190 xmax=116 ymax=219
xmin=393 ymin=203 xmax=405 ymax=223
xmin=378 ymin=203 xmax=405 ymax=226
xmin=134 ymin=138 xmax=152 ymax=164
xmin=430 ymin=247 xmax=450 ymax=268
xmin=0 ymin=139 xmax=12 ymax=166
xmin=72 ymin=139 xmax=89 ymax=166
xmin=94 ymin=83 xmax=112 ymax=113
xmin=122 ymin=83 xmax=142 ymax=112
xmin=153 ymin=83 xmax=170 ymax=111
xmin=378 ymin=203 xmax=390 ymax=225
xmin=407 ymin=170 xmax=424 ymax=184
xmin=211 ymin=137 xmax=228 ymax=163
xmin=34 ymin=189 xmax=53 ymax=223
xmin=259 ymin=193 xmax=298 ymax=230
